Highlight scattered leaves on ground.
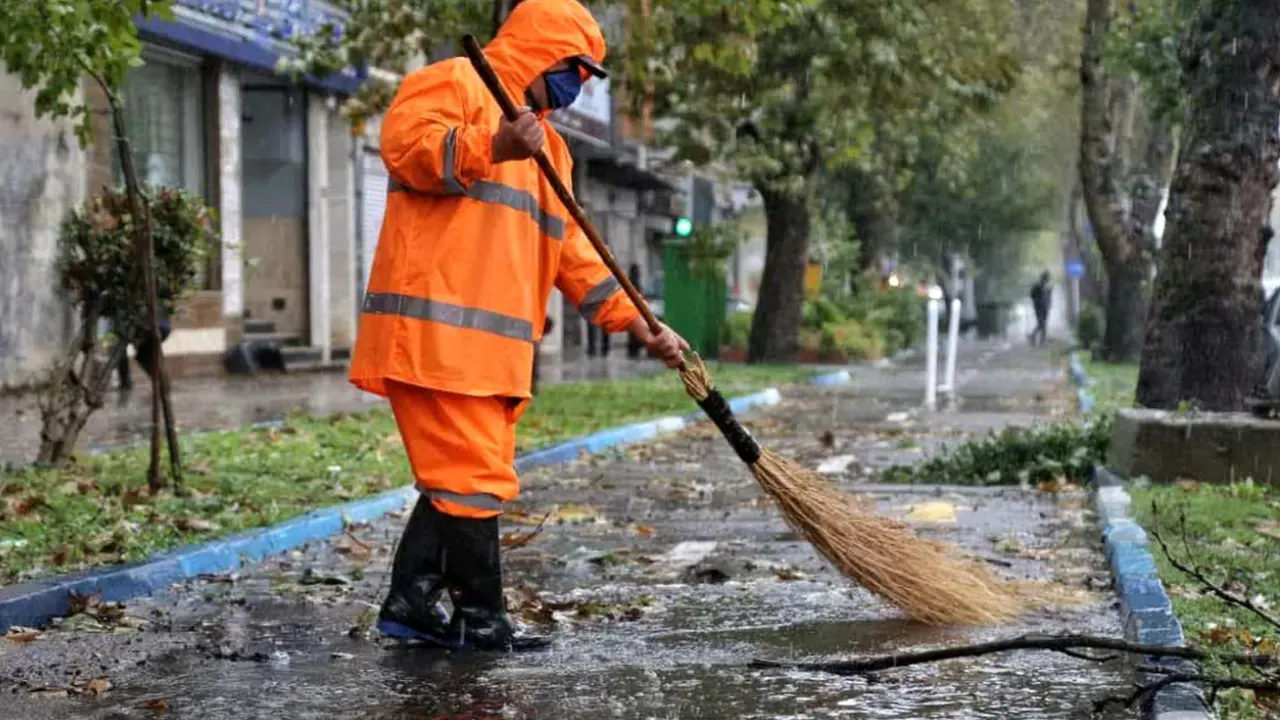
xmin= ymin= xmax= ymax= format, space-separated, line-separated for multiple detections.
xmin=0 ymin=364 xmax=814 ymax=583
xmin=504 ymin=586 xmax=655 ymax=626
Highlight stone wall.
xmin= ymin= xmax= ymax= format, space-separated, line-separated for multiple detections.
xmin=0 ymin=69 xmax=87 ymax=390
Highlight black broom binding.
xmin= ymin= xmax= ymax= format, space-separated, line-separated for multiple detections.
xmin=695 ymin=389 xmax=762 ymax=464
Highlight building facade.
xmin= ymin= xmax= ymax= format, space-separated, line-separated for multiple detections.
xmin=0 ymin=0 xmax=365 ymax=388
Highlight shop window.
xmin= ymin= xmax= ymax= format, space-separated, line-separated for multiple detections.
xmin=111 ymin=47 xmax=215 ymax=289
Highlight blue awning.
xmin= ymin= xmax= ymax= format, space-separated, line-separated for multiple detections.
xmin=135 ymin=5 xmax=365 ymax=95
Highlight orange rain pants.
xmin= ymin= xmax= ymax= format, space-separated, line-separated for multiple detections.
xmin=386 ymin=380 xmax=526 ymax=519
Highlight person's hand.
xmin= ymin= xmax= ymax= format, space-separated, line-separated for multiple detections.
xmin=628 ymin=317 xmax=690 ymax=369
xmin=491 ymin=107 xmax=545 ymax=163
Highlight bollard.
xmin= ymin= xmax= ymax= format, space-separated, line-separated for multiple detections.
xmin=941 ymin=297 xmax=961 ymax=394
xmin=925 ymin=287 xmax=942 ymax=410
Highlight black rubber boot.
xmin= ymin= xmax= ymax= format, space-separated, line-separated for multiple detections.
xmin=440 ymin=513 xmax=550 ymax=652
xmin=376 ymin=495 xmax=451 ymax=643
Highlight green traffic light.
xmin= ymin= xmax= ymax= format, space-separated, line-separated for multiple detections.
xmin=674 ymin=217 xmax=693 ymax=237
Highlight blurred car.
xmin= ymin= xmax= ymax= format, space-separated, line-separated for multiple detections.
xmin=1257 ymin=288 xmax=1280 ymax=403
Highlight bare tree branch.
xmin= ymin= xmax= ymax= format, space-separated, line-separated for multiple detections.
xmin=750 ymin=633 xmax=1279 ymax=675
xmin=1150 ymin=504 xmax=1280 ymax=632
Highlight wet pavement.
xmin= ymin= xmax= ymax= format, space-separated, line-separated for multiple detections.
xmin=0 ymin=354 xmax=661 ymax=465
xmin=0 ymin=343 xmax=1135 ymax=719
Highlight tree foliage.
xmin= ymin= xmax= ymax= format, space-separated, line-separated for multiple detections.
xmin=283 ymin=0 xmax=492 ymax=133
xmin=0 ymin=0 xmax=172 ymax=144
xmin=619 ymin=0 xmax=1021 ymax=360
xmin=621 ymin=0 xmax=1021 ymax=198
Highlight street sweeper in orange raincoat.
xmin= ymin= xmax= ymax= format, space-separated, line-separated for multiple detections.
xmin=348 ymin=0 xmax=688 ymax=651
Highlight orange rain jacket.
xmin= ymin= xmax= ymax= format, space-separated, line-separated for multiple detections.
xmin=349 ymin=0 xmax=639 ymax=402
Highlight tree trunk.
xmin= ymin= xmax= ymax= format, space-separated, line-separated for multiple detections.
xmin=1079 ymin=0 xmax=1150 ymax=362
xmin=748 ymin=185 xmax=811 ymax=363
xmin=36 ymin=314 xmax=124 ymax=466
xmin=104 ymin=89 xmax=181 ymax=490
xmin=842 ymin=167 xmax=897 ymax=275
xmin=1100 ymin=255 xmax=1147 ymax=363
xmin=1136 ymin=0 xmax=1280 ymax=411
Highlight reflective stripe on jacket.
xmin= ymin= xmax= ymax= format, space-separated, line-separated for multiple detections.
xmin=349 ymin=0 xmax=637 ymax=400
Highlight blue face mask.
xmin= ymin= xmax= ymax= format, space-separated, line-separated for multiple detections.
xmin=542 ymin=68 xmax=583 ymax=110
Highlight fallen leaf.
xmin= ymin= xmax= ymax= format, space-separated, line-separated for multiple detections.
xmin=28 ymin=688 xmax=69 ymax=698
xmin=552 ymin=503 xmax=603 ymax=524
xmin=11 ymin=496 xmax=45 ymax=516
xmin=298 ymin=568 xmax=350 ymax=586
xmin=332 ymin=533 xmax=373 ymax=562
xmin=816 ymin=455 xmax=856 ymax=475
xmin=775 ymin=568 xmax=806 ymax=581
xmin=69 ymin=592 xmax=103 ymax=615
xmin=500 ymin=531 xmax=533 ymax=548
xmin=5 ymin=627 xmax=43 ymax=643
xmin=901 ymin=502 xmax=958 ymax=524
xmin=1036 ymin=478 xmax=1063 ymax=494
xmin=137 ymin=699 xmax=169 ymax=711
xmin=630 ymin=524 xmax=655 ymax=537
xmin=177 ymin=517 xmax=218 ymax=532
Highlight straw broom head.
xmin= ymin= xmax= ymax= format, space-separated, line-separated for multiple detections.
xmin=678 ymin=354 xmax=1027 ymax=626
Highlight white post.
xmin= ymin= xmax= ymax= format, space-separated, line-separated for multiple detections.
xmin=925 ymin=287 xmax=942 ymax=410
xmin=308 ymin=96 xmax=332 ymax=363
xmin=941 ymin=297 xmax=961 ymax=394
xmin=1070 ymin=275 xmax=1081 ymax=328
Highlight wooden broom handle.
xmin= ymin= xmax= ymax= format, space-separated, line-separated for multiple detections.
xmin=461 ymin=35 xmax=663 ymax=335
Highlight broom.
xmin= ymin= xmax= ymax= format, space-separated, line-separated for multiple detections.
xmin=460 ymin=36 xmax=1025 ymax=626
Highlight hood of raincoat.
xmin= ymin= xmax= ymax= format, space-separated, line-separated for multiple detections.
xmin=484 ymin=0 xmax=607 ymax=112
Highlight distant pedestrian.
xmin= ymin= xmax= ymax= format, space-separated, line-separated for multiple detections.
xmin=1029 ymin=271 xmax=1052 ymax=347
xmin=116 ymin=311 xmax=172 ymax=391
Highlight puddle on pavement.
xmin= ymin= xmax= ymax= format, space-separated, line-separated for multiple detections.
xmin=38 ymin=589 xmax=1133 ymax=720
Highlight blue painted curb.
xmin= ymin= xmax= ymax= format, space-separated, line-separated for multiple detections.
xmin=1076 ymin=355 xmax=1212 ymax=718
xmin=1092 ymin=468 xmax=1214 ymax=720
xmin=0 ymin=371 xmax=851 ymax=632
xmin=1068 ymin=351 xmax=1097 ymax=415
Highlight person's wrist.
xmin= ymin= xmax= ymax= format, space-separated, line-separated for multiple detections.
xmin=628 ymin=315 xmax=650 ymax=340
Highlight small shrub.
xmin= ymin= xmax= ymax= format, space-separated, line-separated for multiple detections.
xmin=722 ymin=309 xmax=753 ymax=350
xmin=882 ymin=412 xmax=1114 ymax=486
xmin=803 ymin=298 xmax=845 ymax=331
xmin=821 ymin=319 xmax=886 ymax=360
xmin=799 ymin=328 xmax=823 ymax=353
xmin=1077 ymin=302 xmax=1104 ymax=351
xmin=38 ymin=186 xmax=218 ymax=466
xmin=834 ymin=287 xmax=925 ymax=355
